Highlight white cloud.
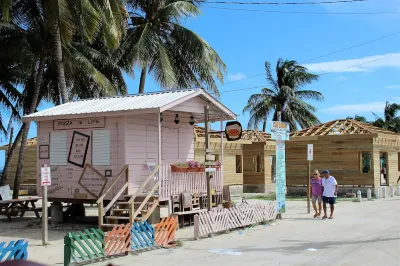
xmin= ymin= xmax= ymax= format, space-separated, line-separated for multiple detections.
xmin=321 ymin=102 xmax=385 ymax=115
xmin=227 ymin=73 xmax=247 ymax=81
xmin=337 ymin=76 xmax=347 ymax=81
xmin=385 ymin=85 xmax=400 ymax=89
xmin=304 ymin=53 xmax=400 ymax=73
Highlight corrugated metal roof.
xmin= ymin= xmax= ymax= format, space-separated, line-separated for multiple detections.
xmin=24 ymin=89 xmax=218 ymax=120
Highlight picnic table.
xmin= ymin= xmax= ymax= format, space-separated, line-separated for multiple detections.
xmin=0 ymin=196 xmax=41 ymax=221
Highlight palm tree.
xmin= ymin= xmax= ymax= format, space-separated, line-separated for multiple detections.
xmin=116 ymin=0 xmax=226 ymax=94
xmin=372 ymin=101 xmax=400 ymax=132
xmin=0 ymin=2 xmax=127 ymax=197
xmin=243 ymin=59 xmax=323 ymax=132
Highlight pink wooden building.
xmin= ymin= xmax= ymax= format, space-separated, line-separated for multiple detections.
xmin=23 ymin=89 xmax=236 ymax=228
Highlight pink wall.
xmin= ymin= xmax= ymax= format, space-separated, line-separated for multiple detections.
xmin=36 ymin=112 xmax=196 ymax=200
xmin=125 ymin=113 xmax=194 ymax=194
xmin=37 ymin=117 xmax=125 ymax=201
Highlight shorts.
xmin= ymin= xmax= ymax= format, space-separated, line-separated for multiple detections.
xmin=311 ymin=195 xmax=322 ymax=204
xmin=322 ymin=196 xmax=336 ymax=205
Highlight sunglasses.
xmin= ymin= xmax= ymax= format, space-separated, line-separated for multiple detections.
xmin=313 ymin=173 xmax=318 ymax=175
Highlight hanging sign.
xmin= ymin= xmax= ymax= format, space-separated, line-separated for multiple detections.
xmin=307 ymin=144 xmax=313 ymax=161
xmin=225 ymin=121 xmax=242 ymax=141
xmin=54 ymin=117 xmax=105 ymax=130
xmin=271 ymin=121 xmax=290 ymax=141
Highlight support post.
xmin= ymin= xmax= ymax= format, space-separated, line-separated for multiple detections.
xmin=220 ymin=120 xmax=224 ymax=183
xmin=204 ymin=106 xmax=211 ymax=211
xmin=307 ymin=161 xmax=311 ymax=213
xmin=367 ymin=189 xmax=371 ymax=200
xmin=357 ymin=190 xmax=361 ymax=202
xmin=42 ymin=185 xmax=48 ymax=245
xmin=194 ymin=214 xmax=199 ymax=240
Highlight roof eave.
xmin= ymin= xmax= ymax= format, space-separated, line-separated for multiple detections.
xmin=22 ymin=108 xmax=159 ymax=122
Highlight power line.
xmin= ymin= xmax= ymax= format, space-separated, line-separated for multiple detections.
xmin=205 ymin=0 xmax=366 ymax=5
xmin=220 ymin=53 xmax=400 ymax=93
xmin=220 ymin=31 xmax=400 ymax=86
xmin=203 ymin=6 xmax=396 ymax=15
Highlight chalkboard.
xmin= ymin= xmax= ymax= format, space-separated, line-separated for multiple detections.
xmin=78 ymin=165 xmax=108 ymax=198
xmin=68 ymin=131 xmax=90 ymax=168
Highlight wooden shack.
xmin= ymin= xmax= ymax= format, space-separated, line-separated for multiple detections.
xmin=194 ymin=126 xmax=276 ymax=193
xmin=0 ymin=138 xmax=37 ymax=193
xmin=22 ymin=89 xmax=236 ymax=228
xmin=286 ymin=119 xmax=400 ymax=195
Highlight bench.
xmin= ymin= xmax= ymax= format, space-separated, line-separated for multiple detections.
xmin=172 ymin=209 xmax=207 ymax=228
xmin=0 ymin=197 xmax=41 ymax=221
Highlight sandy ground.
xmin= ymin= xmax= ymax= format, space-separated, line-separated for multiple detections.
xmin=1 ymin=197 xmax=400 ymax=265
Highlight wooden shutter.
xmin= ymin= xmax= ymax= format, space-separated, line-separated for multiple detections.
xmin=50 ymin=132 xmax=67 ymax=165
xmin=162 ymin=127 xmax=179 ymax=160
xmin=92 ymin=129 xmax=111 ymax=166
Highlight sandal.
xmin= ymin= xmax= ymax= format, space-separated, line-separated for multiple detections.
xmin=329 ymin=216 xmax=333 ymax=219
xmin=313 ymin=214 xmax=318 ymax=218
xmin=322 ymin=216 xmax=327 ymax=219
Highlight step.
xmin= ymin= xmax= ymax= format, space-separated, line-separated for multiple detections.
xmin=105 ymin=216 xmax=130 ymax=220
xmin=124 ymin=194 xmax=159 ymax=200
xmin=112 ymin=209 xmax=129 ymax=212
xmin=116 ymin=201 xmax=153 ymax=206
xmin=101 ymin=224 xmax=117 ymax=228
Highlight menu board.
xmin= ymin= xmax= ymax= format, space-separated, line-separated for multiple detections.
xmin=39 ymin=145 xmax=49 ymax=159
xmin=78 ymin=165 xmax=108 ymax=198
xmin=68 ymin=131 xmax=90 ymax=168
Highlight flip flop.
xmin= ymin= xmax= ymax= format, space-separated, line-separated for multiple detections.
xmin=329 ymin=216 xmax=334 ymax=219
xmin=313 ymin=214 xmax=318 ymax=218
xmin=322 ymin=216 xmax=327 ymax=219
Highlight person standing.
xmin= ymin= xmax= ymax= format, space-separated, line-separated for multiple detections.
xmin=321 ymin=169 xmax=338 ymax=219
xmin=310 ymin=170 xmax=323 ymax=218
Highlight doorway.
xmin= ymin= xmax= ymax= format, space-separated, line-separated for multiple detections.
xmin=380 ymin=152 xmax=388 ymax=186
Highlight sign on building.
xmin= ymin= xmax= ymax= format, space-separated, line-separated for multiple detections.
xmin=225 ymin=121 xmax=243 ymax=141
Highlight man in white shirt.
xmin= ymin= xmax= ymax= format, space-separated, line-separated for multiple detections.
xmin=321 ymin=170 xmax=338 ymax=219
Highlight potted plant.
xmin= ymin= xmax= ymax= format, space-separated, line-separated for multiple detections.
xmin=171 ymin=163 xmax=189 ymax=172
xmin=187 ymin=161 xmax=201 ymax=172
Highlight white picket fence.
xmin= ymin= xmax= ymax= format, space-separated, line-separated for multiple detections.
xmin=194 ymin=201 xmax=276 ymax=239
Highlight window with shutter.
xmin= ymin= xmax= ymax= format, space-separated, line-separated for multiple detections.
xmin=92 ymin=130 xmax=111 ymax=166
xmin=50 ymin=132 xmax=67 ymax=165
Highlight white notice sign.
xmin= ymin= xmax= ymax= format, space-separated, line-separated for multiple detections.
xmin=205 ymin=168 xmax=216 ymax=172
xmin=41 ymin=166 xmax=51 ymax=186
xmin=307 ymin=144 xmax=313 ymax=161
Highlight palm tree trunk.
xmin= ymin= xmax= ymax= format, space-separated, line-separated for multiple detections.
xmin=54 ymin=23 xmax=68 ymax=103
xmin=138 ymin=66 xmax=147 ymax=94
xmin=13 ymin=54 xmax=45 ymax=199
xmin=0 ymin=126 xmax=24 ymax=187
xmin=262 ymin=118 xmax=267 ymax=132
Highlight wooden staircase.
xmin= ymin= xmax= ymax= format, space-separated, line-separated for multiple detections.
xmin=97 ymin=165 xmax=160 ymax=230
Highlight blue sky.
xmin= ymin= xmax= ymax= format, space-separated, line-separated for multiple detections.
xmin=1 ymin=0 xmax=399 ymax=166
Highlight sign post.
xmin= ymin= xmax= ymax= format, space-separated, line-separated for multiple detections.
xmin=41 ymin=164 xmax=51 ymax=245
xmin=271 ymin=121 xmax=290 ymax=217
xmin=307 ymin=144 xmax=313 ymax=214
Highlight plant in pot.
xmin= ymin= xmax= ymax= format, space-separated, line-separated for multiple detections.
xmin=171 ymin=162 xmax=189 ymax=172
xmin=187 ymin=161 xmax=201 ymax=172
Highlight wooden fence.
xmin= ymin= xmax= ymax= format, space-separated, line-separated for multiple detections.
xmin=0 ymin=239 xmax=28 ymax=262
xmin=194 ymin=202 xmax=276 ymax=239
xmin=154 ymin=216 xmax=178 ymax=247
xmin=158 ymin=164 xmax=223 ymax=201
xmin=64 ymin=229 xmax=105 ymax=266
xmin=105 ymin=224 xmax=131 ymax=256
xmin=64 ymin=217 xmax=179 ymax=265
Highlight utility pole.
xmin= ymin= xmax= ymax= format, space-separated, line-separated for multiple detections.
xmin=204 ymin=106 xmax=212 ymax=211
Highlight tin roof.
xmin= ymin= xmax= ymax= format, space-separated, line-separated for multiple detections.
xmin=291 ymin=119 xmax=398 ymax=136
xmin=23 ymin=89 xmax=236 ymax=121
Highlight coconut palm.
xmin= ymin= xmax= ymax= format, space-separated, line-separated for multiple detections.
xmin=116 ymin=0 xmax=226 ymax=94
xmin=0 ymin=2 xmax=127 ymax=197
xmin=372 ymin=102 xmax=400 ymax=132
xmin=243 ymin=59 xmax=323 ymax=132
xmin=346 ymin=115 xmax=369 ymax=123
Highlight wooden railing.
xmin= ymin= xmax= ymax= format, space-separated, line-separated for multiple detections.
xmin=127 ymin=165 xmax=161 ymax=223
xmin=97 ymin=165 xmax=129 ymax=228
xmin=158 ymin=164 xmax=223 ymax=201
